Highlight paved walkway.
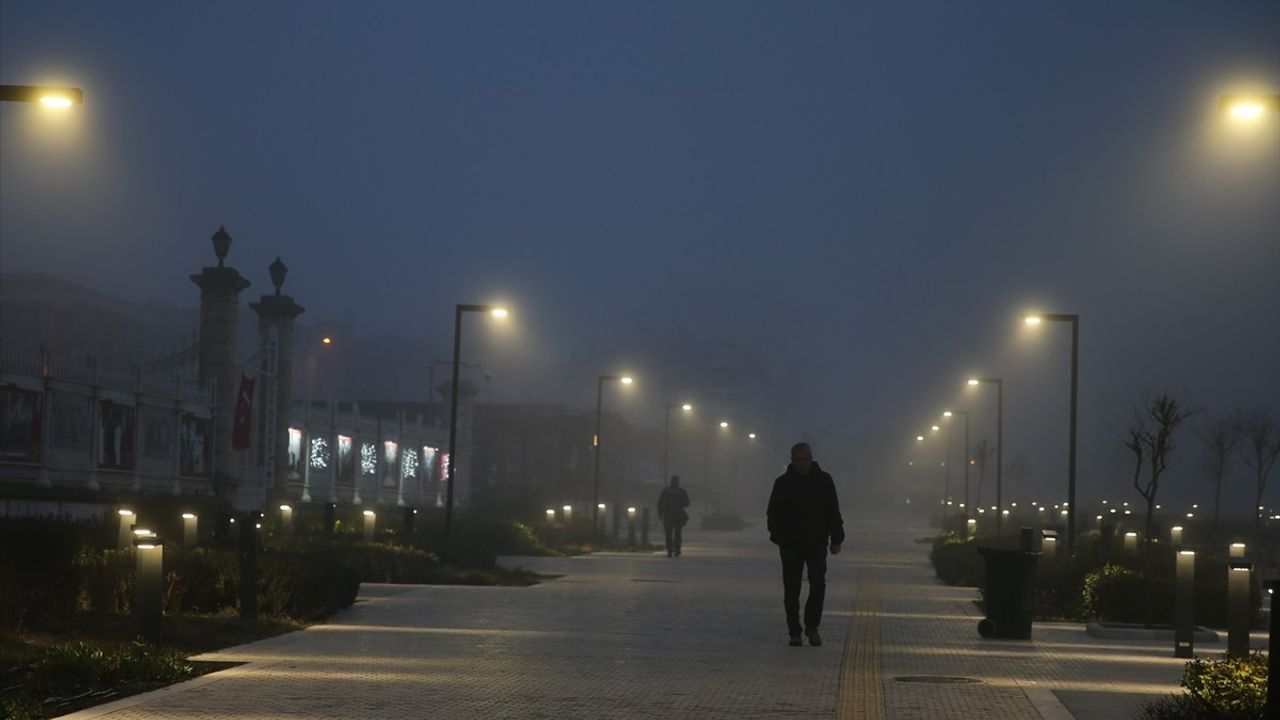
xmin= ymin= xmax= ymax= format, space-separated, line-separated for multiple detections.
xmin=61 ymin=513 xmax=1250 ymax=720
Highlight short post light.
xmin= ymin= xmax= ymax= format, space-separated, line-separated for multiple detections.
xmin=279 ymin=504 xmax=293 ymax=534
xmin=402 ymin=507 xmax=418 ymax=538
xmin=1124 ymin=532 xmax=1139 ymax=554
xmin=545 ymin=508 xmax=556 ymax=523
xmin=362 ymin=510 xmax=376 ymax=542
xmin=133 ymin=532 xmax=164 ymax=642
xmin=597 ymin=502 xmax=607 ymax=535
xmin=640 ymin=507 xmax=650 ymax=545
xmin=116 ymin=509 xmax=136 ymax=550
xmin=627 ymin=506 xmax=637 ymax=547
xmin=1170 ymin=525 xmax=1184 ymax=547
xmin=1175 ymin=550 xmax=1196 ymax=658
xmin=1230 ymin=542 xmax=1246 ymax=559
xmin=967 ymin=518 xmax=977 ymax=538
xmin=181 ymin=513 xmax=198 ymax=547
xmin=1042 ymin=530 xmax=1058 ymax=560
xmin=1227 ymin=561 xmax=1252 ymax=657
xmin=562 ymin=504 xmax=573 ymax=523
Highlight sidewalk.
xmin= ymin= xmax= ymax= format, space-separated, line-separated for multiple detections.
xmin=57 ymin=514 xmax=1251 ymax=719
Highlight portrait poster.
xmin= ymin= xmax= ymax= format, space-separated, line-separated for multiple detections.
xmin=337 ymin=435 xmax=354 ymax=486
xmin=382 ymin=441 xmax=398 ymax=488
xmin=180 ymin=415 xmax=210 ymax=477
xmin=287 ymin=428 xmax=303 ymax=480
xmin=98 ymin=401 xmax=135 ymax=470
xmin=0 ymin=387 xmax=41 ymax=462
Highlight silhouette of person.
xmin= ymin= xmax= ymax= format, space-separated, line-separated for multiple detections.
xmin=656 ymin=474 xmax=690 ymax=557
xmin=767 ymin=442 xmax=844 ymax=647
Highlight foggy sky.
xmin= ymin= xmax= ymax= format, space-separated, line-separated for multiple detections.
xmin=2 ymin=1 xmax=1278 ymax=513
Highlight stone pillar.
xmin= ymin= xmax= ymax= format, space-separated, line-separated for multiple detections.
xmin=249 ymin=257 xmax=305 ymax=501
xmin=190 ymin=226 xmax=251 ymax=500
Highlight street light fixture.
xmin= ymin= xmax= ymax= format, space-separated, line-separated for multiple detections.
xmin=967 ymin=377 xmax=1004 ymax=534
xmin=444 ymin=303 xmax=509 ymax=545
xmin=943 ymin=410 xmax=970 ymax=517
xmin=593 ymin=373 xmax=634 ymax=538
xmin=0 ymin=84 xmax=84 ymax=106
xmin=663 ymin=401 xmax=694 ymax=487
xmin=1220 ymin=94 xmax=1280 ymax=120
xmin=1022 ymin=311 xmax=1080 ymax=554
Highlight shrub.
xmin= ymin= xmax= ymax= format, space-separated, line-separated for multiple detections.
xmin=77 ymin=549 xmax=136 ymax=615
xmin=30 ymin=641 xmax=194 ymax=694
xmin=1138 ymin=652 xmax=1267 ymax=720
xmin=260 ymin=545 xmax=361 ymax=621
xmin=1182 ymin=652 xmax=1267 ymax=719
xmin=929 ymin=533 xmax=984 ymax=587
xmin=163 ymin=547 xmax=239 ymax=614
xmin=1081 ymin=563 xmax=1176 ymax=624
xmin=0 ymin=517 xmax=96 ymax=626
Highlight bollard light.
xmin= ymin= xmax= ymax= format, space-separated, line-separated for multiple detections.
xmin=562 ymin=504 xmax=573 ymax=522
xmin=133 ymin=535 xmax=164 ymax=642
xmin=1230 ymin=542 xmax=1246 ymax=559
xmin=1042 ymin=530 xmax=1058 ymax=558
xmin=181 ymin=513 xmax=198 ymax=547
xmin=362 ymin=510 xmax=376 ymax=543
xmin=1171 ymin=525 xmax=1184 ymax=547
xmin=1124 ymin=532 xmax=1139 ymax=554
xmin=279 ymin=504 xmax=294 ymax=534
xmin=966 ymin=518 xmax=976 ymax=537
xmin=116 ymin=509 xmax=136 ymax=550
xmin=546 ymin=508 xmax=556 ymax=522
xmin=1175 ymin=550 xmax=1196 ymax=658
xmin=1228 ymin=561 xmax=1252 ymax=657
xmin=626 ymin=506 xmax=637 ymax=546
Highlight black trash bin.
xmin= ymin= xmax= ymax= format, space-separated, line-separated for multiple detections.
xmin=977 ymin=547 xmax=1040 ymax=639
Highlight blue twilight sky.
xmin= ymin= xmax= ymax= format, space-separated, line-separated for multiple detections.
xmin=2 ymin=2 xmax=1278 ymax=509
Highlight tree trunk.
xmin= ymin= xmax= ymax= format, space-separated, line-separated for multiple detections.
xmin=1143 ymin=499 xmax=1155 ymax=629
xmin=1256 ymin=478 xmax=1265 ymax=528
xmin=1213 ymin=469 xmax=1223 ymax=532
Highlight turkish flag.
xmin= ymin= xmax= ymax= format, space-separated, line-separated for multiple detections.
xmin=232 ymin=375 xmax=256 ymax=450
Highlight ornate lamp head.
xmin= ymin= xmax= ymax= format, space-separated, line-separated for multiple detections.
xmin=211 ymin=226 xmax=232 ymax=267
xmin=268 ymin=256 xmax=287 ymax=295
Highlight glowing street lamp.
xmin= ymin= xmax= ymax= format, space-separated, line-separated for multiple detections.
xmin=967 ymin=377 xmax=1004 ymax=534
xmin=663 ymin=401 xmax=693 ymax=490
xmin=1220 ymin=94 xmax=1279 ymax=120
xmin=593 ymin=373 xmax=635 ymax=537
xmin=444 ymin=303 xmax=509 ymax=545
xmin=0 ymin=84 xmax=84 ymax=106
xmin=1022 ymin=311 xmax=1080 ymax=555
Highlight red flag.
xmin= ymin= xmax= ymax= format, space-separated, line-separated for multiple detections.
xmin=232 ymin=375 xmax=256 ymax=450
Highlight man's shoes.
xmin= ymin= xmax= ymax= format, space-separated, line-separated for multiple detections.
xmin=806 ymin=630 xmax=822 ymax=647
xmin=789 ymin=635 xmax=803 ymax=647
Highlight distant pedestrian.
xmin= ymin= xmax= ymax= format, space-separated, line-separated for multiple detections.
xmin=656 ymin=475 xmax=690 ymax=557
xmin=767 ymin=443 xmax=844 ymax=647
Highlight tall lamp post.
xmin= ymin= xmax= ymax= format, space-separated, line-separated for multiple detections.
xmin=703 ymin=420 xmax=729 ymax=514
xmin=444 ymin=304 xmax=508 ymax=545
xmin=944 ymin=410 xmax=969 ymax=518
xmin=930 ymin=424 xmax=943 ymax=505
xmin=663 ymin=402 xmax=693 ymax=486
xmin=968 ymin=377 xmax=1004 ymax=534
xmin=1023 ymin=312 xmax=1078 ymax=554
xmin=593 ymin=374 xmax=633 ymax=538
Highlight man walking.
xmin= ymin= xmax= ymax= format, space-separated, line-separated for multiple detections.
xmin=767 ymin=442 xmax=844 ymax=647
xmin=656 ymin=474 xmax=690 ymax=557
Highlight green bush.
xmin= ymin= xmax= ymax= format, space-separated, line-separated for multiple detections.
xmin=1081 ymin=563 xmax=1175 ymax=624
xmin=0 ymin=517 xmax=96 ymax=626
xmin=30 ymin=641 xmax=194 ymax=694
xmin=260 ymin=545 xmax=361 ymax=621
xmin=929 ymin=533 xmax=984 ymax=587
xmin=1182 ymin=652 xmax=1267 ymax=719
xmin=1138 ymin=652 xmax=1267 ymax=720
xmin=163 ymin=547 xmax=239 ymax=614
xmin=77 ymin=549 xmax=136 ymax=615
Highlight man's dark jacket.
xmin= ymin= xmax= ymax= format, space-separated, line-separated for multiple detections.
xmin=767 ymin=462 xmax=845 ymax=547
xmin=657 ymin=486 xmax=690 ymax=527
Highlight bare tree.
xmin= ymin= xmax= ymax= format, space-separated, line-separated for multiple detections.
xmin=1239 ymin=408 xmax=1280 ymax=527
xmin=1194 ymin=411 xmax=1241 ymax=531
xmin=1122 ymin=392 xmax=1196 ymax=628
xmin=972 ymin=438 xmax=995 ymax=510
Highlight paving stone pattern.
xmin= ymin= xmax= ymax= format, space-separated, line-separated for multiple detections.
xmin=65 ymin=514 xmax=1206 ymax=720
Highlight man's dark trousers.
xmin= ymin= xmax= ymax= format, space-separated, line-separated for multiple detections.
xmin=780 ymin=543 xmax=827 ymax=636
xmin=663 ymin=522 xmax=683 ymax=555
